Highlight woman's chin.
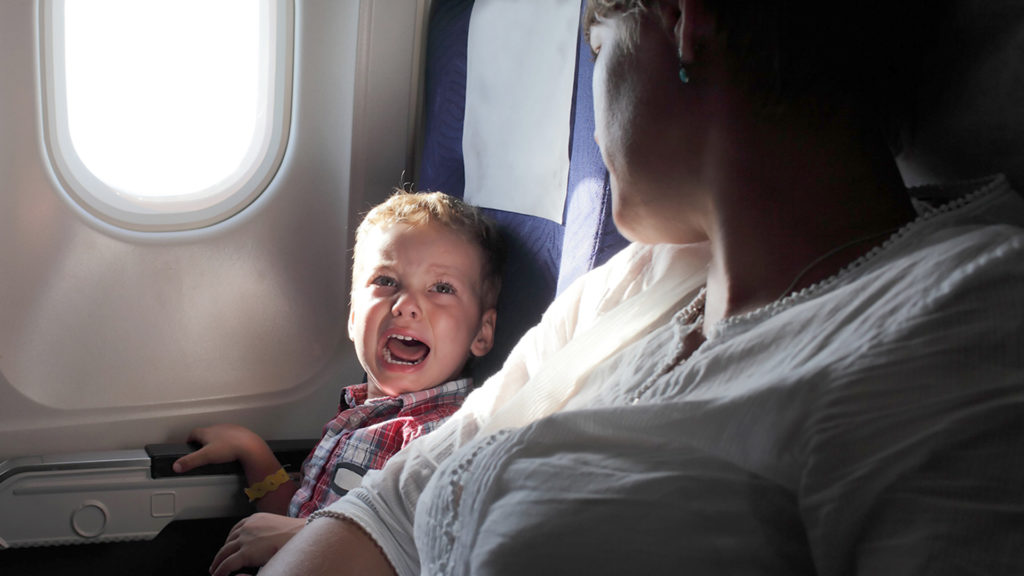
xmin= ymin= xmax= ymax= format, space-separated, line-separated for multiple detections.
xmin=614 ymin=213 xmax=670 ymax=244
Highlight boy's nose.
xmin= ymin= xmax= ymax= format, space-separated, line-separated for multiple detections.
xmin=392 ymin=292 xmax=420 ymax=319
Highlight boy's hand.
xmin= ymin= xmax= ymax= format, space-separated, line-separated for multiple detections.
xmin=173 ymin=424 xmax=266 ymax=474
xmin=210 ymin=513 xmax=306 ymax=576
xmin=174 ymin=423 xmax=296 ymax=515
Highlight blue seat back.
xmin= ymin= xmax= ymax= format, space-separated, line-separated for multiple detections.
xmin=418 ymin=0 xmax=628 ymax=381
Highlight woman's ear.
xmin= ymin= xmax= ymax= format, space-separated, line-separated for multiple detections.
xmin=674 ymin=0 xmax=714 ymax=63
xmin=470 ymin=308 xmax=497 ymax=357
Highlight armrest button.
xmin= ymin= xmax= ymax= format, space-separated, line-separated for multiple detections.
xmin=151 ymin=492 xmax=176 ymax=518
xmin=71 ymin=500 xmax=108 ymax=539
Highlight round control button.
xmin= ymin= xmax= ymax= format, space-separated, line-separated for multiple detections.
xmin=71 ymin=501 xmax=108 ymax=538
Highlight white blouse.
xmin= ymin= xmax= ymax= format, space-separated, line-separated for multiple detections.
xmin=328 ymin=175 xmax=1024 ymax=576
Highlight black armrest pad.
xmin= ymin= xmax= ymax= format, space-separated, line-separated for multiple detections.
xmin=146 ymin=439 xmax=317 ymax=479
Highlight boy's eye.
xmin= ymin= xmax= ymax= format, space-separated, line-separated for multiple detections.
xmin=431 ymin=281 xmax=456 ymax=295
xmin=371 ymin=275 xmax=397 ymax=288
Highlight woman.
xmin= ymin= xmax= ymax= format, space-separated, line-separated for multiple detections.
xmin=264 ymin=0 xmax=1024 ymax=573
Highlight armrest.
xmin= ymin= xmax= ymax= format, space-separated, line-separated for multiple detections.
xmin=0 ymin=439 xmax=316 ymax=549
xmin=145 ymin=439 xmax=316 ymax=479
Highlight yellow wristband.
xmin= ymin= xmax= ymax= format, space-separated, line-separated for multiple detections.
xmin=244 ymin=468 xmax=289 ymax=502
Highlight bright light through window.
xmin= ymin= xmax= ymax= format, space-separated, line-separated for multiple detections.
xmin=43 ymin=0 xmax=292 ymax=230
xmin=65 ymin=0 xmax=260 ymax=199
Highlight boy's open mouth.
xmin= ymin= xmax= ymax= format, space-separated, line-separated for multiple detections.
xmin=384 ymin=334 xmax=430 ymax=366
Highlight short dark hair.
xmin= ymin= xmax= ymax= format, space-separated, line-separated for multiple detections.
xmin=585 ymin=0 xmax=955 ymax=148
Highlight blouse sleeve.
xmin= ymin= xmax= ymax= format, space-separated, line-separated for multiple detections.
xmin=800 ymin=232 xmax=1024 ymax=576
xmin=324 ymin=243 xmax=662 ymax=575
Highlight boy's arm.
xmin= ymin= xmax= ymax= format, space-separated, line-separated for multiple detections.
xmin=173 ymin=423 xmax=298 ymax=515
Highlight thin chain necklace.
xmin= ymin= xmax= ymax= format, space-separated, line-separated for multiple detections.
xmin=777 ymin=227 xmax=900 ymax=301
xmin=629 ymin=226 xmax=899 ymax=405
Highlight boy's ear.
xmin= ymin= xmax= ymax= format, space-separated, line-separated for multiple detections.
xmin=348 ymin=307 xmax=357 ymax=342
xmin=470 ymin=308 xmax=497 ymax=357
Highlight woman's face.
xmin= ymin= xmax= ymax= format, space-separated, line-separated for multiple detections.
xmin=589 ymin=10 xmax=709 ymax=244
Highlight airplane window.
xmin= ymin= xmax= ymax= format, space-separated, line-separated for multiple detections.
xmin=41 ymin=0 xmax=293 ymax=231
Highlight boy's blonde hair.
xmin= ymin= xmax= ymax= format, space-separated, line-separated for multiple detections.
xmin=354 ymin=190 xmax=506 ymax=308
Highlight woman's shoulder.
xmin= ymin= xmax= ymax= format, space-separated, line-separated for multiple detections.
xmin=816 ymin=174 xmax=1024 ymax=305
xmin=880 ymin=174 xmax=1024 ymax=290
xmin=713 ymin=175 xmax=1024 ymax=342
xmin=907 ymin=173 xmax=1024 ymax=232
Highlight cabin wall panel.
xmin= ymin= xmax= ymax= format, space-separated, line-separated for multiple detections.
xmin=0 ymin=0 xmax=424 ymax=458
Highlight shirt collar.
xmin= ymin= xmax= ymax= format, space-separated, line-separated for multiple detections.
xmin=341 ymin=377 xmax=472 ymax=410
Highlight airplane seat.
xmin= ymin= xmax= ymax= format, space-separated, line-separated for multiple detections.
xmin=896 ymin=1 xmax=1024 ymax=195
xmin=417 ymin=0 xmax=628 ymax=383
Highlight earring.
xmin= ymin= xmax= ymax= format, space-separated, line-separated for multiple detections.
xmin=678 ymin=65 xmax=690 ymax=84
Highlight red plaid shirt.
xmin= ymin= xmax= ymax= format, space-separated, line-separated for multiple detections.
xmin=288 ymin=378 xmax=470 ymax=518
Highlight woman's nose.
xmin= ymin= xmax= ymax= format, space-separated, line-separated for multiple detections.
xmin=392 ymin=292 xmax=420 ymax=319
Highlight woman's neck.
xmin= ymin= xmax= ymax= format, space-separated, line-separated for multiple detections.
xmin=699 ymin=113 xmax=915 ymax=329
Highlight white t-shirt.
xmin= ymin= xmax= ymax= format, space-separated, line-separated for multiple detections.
xmin=328 ymin=175 xmax=1024 ymax=576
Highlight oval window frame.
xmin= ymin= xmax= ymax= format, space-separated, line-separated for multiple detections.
xmin=39 ymin=0 xmax=294 ymax=232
